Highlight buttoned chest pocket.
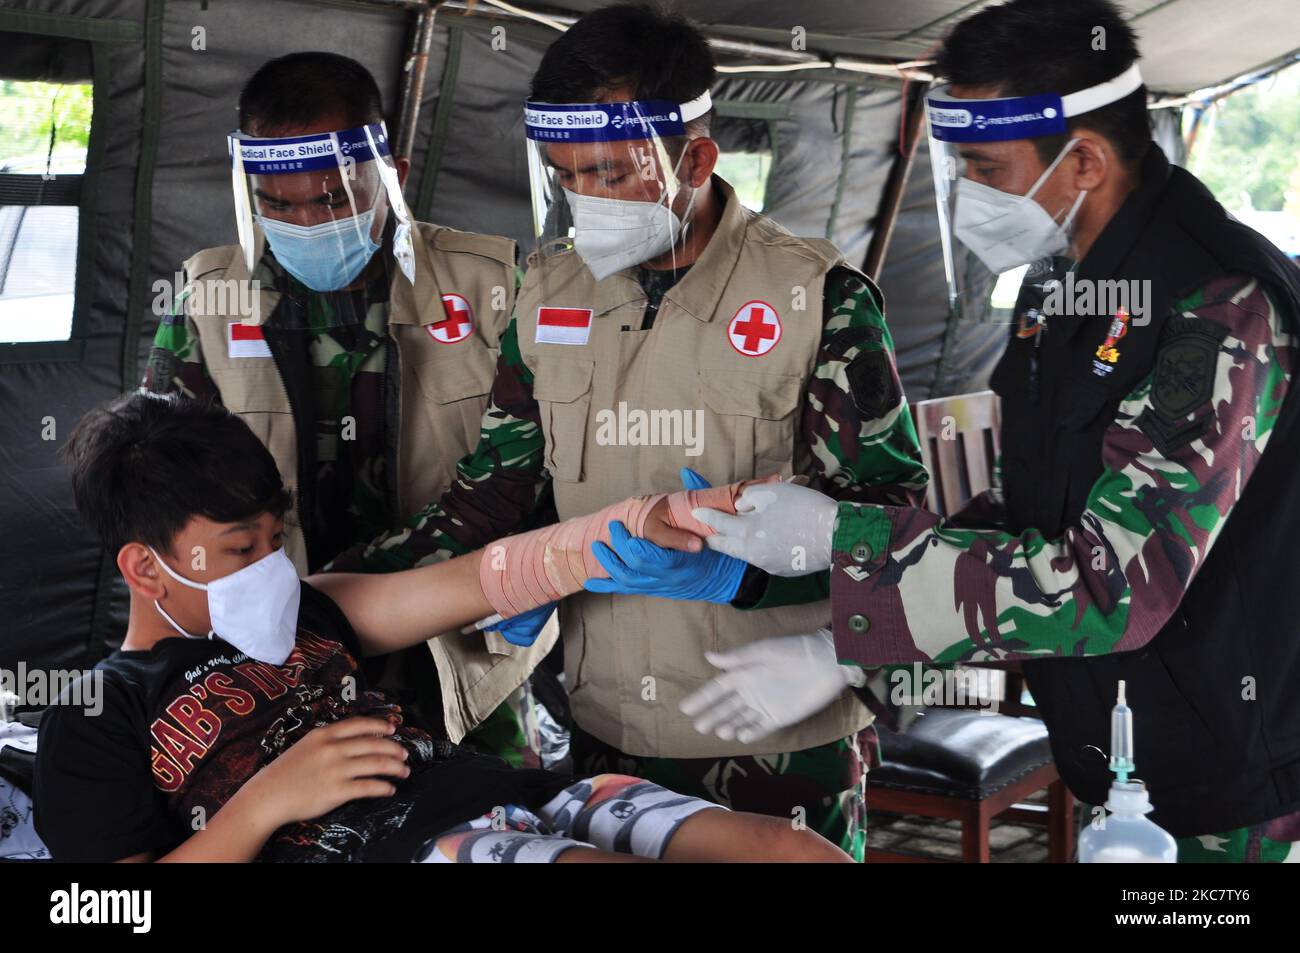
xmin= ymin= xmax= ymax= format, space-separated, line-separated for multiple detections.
xmin=699 ymin=368 xmax=803 ymax=483
xmin=533 ymin=359 xmax=595 ymax=483
xmin=408 ymin=344 xmax=499 ymax=456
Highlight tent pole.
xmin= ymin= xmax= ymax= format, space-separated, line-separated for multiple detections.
xmin=862 ymin=82 xmax=927 ymax=281
xmin=395 ymin=2 xmax=441 ymax=165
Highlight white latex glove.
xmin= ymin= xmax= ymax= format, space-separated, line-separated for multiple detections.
xmin=691 ymin=480 xmax=838 ymax=577
xmin=679 ymin=629 xmax=866 ymax=744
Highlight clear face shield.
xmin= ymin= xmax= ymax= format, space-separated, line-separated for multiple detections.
xmin=228 ymin=122 xmax=415 ymax=307
xmin=523 ymin=92 xmax=712 ymax=286
xmin=924 ymin=64 xmax=1144 ymax=325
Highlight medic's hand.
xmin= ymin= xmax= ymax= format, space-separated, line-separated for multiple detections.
xmin=585 ymin=520 xmax=746 ymax=604
xmin=244 ymin=717 xmax=409 ymax=828
xmin=691 ymin=480 xmax=838 ymax=577
xmin=491 ymin=602 xmax=556 ymax=647
xmin=680 ymin=630 xmax=867 ymax=744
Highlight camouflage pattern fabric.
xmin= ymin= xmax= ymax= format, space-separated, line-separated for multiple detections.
xmin=142 ymin=254 xmax=394 ymax=552
xmin=142 ymin=251 xmax=535 ymax=764
xmin=329 ymin=265 xmax=929 ymax=581
xmin=462 ymin=680 xmax=543 ymax=770
xmin=569 ymin=722 xmax=879 ymax=862
xmin=321 ymin=259 xmax=922 ymax=852
xmin=829 ymin=275 xmax=1296 ymax=665
xmin=1175 ymin=808 xmax=1300 ymax=862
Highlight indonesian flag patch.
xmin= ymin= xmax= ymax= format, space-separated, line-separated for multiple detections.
xmin=428 ymin=292 xmax=474 ymax=344
xmin=535 ymin=306 xmax=593 ymax=346
xmin=227 ymin=321 xmax=271 ymax=359
xmin=727 ymin=300 xmax=781 ymax=357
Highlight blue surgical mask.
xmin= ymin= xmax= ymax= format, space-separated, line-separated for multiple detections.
xmin=258 ymin=207 xmax=382 ymax=291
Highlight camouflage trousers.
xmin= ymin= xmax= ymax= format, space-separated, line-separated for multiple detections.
xmin=463 ymin=682 xmax=543 ymax=770
xmin=1175 ymin=809 xmax=1300 ymax=862
xmin=570 ymin=723 xmax=880 ymax=862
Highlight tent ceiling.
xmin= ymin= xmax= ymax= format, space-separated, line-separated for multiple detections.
xmin=521 ymin=0 xmax=1300 ymax=95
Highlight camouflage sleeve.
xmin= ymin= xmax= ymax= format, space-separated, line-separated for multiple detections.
xmin=325 ymin=316 xmax=550 ymax=573
xmin=735 ymin=266 xmax=930 ymax=610
xmin=830 ymin=276 xmax=1295 ymax=666
xmin=139 ymin=284 xmax=221 ymax=401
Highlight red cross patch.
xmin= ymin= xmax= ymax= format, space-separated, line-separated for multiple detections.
xmin=727 ymin=300 xmax=781 ymax=357
xmin=427 ymin=293 xmax=474 ymax=344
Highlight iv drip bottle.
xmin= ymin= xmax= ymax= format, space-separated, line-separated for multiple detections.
xmin=1078 ymin=681 xmax=1178 ymax=863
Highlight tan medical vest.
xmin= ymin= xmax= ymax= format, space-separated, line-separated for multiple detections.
xmin=517 ymin=180 xmax=871 ymax=757
xmin=181 ymin=222 xmax=558 ymax=742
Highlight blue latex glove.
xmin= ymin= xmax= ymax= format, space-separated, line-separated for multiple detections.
xmin=679 ymin=466 xmax=712 ymax=492
xmin=584 ymin=468 xmax=746 ymax=603
xmin=493 ymin=602 xmax=556 ymax=647
xmin=585 ymin=521 xmax=746 ymax=603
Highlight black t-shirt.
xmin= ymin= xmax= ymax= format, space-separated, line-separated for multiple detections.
xmin=33 ymin=583 xmax=571 ymax=862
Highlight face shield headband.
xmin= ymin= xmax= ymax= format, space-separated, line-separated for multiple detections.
xmin=925 ymin=63 xmax=1144 ymax=145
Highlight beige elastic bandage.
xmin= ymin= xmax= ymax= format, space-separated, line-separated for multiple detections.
xmin=477 ymin=479 xmax=765 ymax=618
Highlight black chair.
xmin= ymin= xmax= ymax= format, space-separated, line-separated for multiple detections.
xmin=868 ymin=708 xmax=1074 ymax=862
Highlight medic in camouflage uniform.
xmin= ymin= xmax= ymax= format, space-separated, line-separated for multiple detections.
xmin=329 ymin=5 xmax=928 ymax=861
xmin=689 ymin=0 xmax=1300 ymax=862
xmin=142 ymin=52 xmax=551 ymax=764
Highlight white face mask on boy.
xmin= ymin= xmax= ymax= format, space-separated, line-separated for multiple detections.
xmin=149 ymin=546 xmax=301 ymax=665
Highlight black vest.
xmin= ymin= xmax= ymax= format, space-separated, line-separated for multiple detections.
xmin=993 ymin=147 xmax=1300 ymax=837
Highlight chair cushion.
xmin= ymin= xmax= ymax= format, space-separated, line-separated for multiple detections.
xmin=870 ymin=708 xmax=1052 ymax=799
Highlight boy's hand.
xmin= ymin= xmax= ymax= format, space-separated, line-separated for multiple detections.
xmin=245 ymin=717 xmax=410 ymax=829
xmin=640 ymin=468 xmax=719 ymax=552
xmin=641 ymin=496 xmax=705 ymax=553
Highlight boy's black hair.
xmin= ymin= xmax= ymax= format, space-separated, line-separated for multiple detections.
xmin=239 ymin=51 xmax=385 ymax=135
xmin=935 ymin=0 xmax=1151 ymax=166
xmin=63 ymin=393 xmax=292 ymax=556
xmin=529 ymin=2 xmax=716 ymax=134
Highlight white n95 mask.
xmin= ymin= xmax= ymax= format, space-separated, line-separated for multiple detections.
xmin=953 ymin=137 xmax=1087 ymax=275
xmin=563 ymin=187 xmax=691 ymax=281
xmin=149 ymin=546 xmax=301 ymax=665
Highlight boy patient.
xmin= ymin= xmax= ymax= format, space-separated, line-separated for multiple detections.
xmin=34 ymin=393 xmax=844 ymax=863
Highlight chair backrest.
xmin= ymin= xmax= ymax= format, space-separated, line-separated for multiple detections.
xmin=910 ymin=390 xmax=1001 ymax=517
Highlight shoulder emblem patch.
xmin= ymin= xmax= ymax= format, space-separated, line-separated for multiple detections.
xmin=1149 ymin=315 xmax=1228 ymax=418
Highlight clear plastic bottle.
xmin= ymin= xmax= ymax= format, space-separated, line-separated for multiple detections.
xmin=1078 ymin=680 xmax=1177 ymax=863
xmin=1079 ymin=781 xmax=1177 ymax=863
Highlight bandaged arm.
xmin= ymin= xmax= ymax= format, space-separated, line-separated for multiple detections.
xmin=478 ymin=482 xmax=751 ymax=618
xmin=309 ymin=481 xmax=752 ymax=656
